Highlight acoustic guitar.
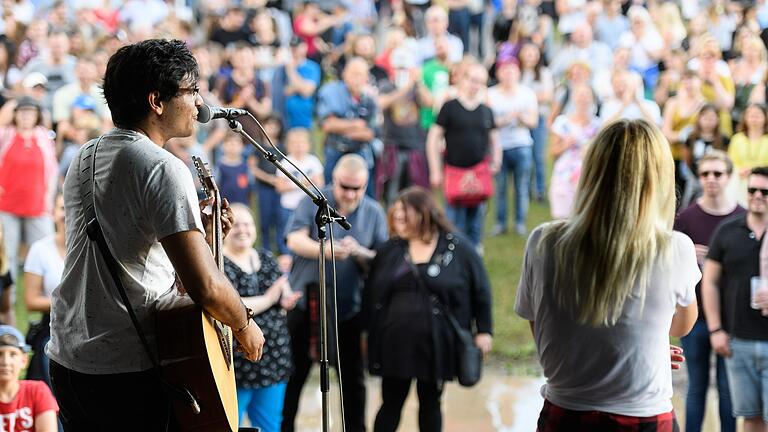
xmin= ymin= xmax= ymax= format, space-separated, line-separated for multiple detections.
xmin=155 ymin=156 xmax=238 ymax=431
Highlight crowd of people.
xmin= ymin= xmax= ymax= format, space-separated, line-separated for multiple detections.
xmin=0 ymin=0 xmax=766 ymax=430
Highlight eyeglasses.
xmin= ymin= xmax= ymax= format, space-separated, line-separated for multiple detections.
xmin=338 ymin=183 xmax=365 ymax=191
xmin=177 ymin=86 xmax=200 ymax=98
xmin=699 ymin=170 xmax=725 ymax=178
xmin=748 ymin=187 xmax=768 ymax=196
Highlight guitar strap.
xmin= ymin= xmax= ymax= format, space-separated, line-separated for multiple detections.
xmin=77 ymin=136 xmax=201 ymax=416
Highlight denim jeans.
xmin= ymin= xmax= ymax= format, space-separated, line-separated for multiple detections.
xmin=257 ymin=182 xmax=288 ymax=255
xmin=680 ymin=319 xmax=735 ymax=432
xmin=725 ymin=337 xmax=768 ymax=421
xmin=448 ymin=7 xmax=471 ymax=53
xmin=495 ymin=146 xmax=532 ymax=228
xmin=531 ymin=115 xmax=548 ymax=199
xmin=470 ymin=11 xmax=485 ymax=58
xmin=323 ymin=145 xmax=376 ymax=198
xmin=445 ymin=203 xmax=484 ymax=246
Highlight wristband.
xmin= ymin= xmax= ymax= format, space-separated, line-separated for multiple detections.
xmin=709 ymin=327 xmax=724 ymax=335
xmin=235 ymin=307 xmax=255 ymax=333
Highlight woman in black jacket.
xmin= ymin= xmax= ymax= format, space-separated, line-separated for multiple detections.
xmin=364 ymin=186 xmax=493 ymax=432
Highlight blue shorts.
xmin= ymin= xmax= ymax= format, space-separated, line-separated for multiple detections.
xmin=725 ymin=337 xmax=768 ymax=421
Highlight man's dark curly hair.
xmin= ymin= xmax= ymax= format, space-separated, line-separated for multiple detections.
xmin=102 ymin=39 xmax=199 ymax=129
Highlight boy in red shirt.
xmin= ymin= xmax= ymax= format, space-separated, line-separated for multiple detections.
xmin=0 ymin=326 xmax=57 ymax=431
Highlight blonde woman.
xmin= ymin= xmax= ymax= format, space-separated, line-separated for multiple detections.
xmin=689 ymin=35 xmax=736 ymax=136
xmin=652 ymin=2 xmax=687 ymax=50
xmin=516 ymin=119 xmax=699 ymax=429
xmin=727 ymin=103 xmax=768 ymax=205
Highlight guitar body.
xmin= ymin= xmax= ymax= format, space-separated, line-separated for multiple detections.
xmin=155 ymin=155 xmax=239 ymax=431
xmin=156 ymin=304 xmax=238 ymax=431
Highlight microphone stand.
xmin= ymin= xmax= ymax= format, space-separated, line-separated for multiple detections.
xmin=226 ymin=116 xmax=348 ymax=432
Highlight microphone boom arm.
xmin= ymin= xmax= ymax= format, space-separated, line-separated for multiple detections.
xmin=226 ymin=117 xmax=351 ymax=230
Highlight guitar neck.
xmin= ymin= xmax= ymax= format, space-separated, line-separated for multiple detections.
xmin=212 ymin=190 xmax=224 ymax=271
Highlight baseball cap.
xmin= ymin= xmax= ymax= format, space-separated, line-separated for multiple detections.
xmin=22 ymin=72 xmax=48 ymax=89
xmin=0 ymin=326 xmax=30 ymax=352
xmin=14 ymin=95 xmax=41 ymax=111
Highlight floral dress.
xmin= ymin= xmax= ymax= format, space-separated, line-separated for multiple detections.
xmin=549 ymin=115 xmax=600 ymax=219
xmin=223 ymin=250 xmax=292 ymax=389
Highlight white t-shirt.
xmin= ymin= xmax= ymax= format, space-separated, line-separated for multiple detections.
xmin=277 ymin=154 xmax=324 ymax=210
xmin=515 ymin=225 xmax=699 ymax=417
xmin=487 ymin=85 xmax=538 ymax=149
xmin=47 ymin=128 xmax=204 ymax=374
xmin=23 ymin=235 xmax=64 ymax=298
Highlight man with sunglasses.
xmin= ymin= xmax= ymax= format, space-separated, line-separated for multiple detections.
xmin=703 ymin=166 xmax=768 ymax=431
xmin=282 ymin=154 xmax=387 ymax=432
xmin=674 ymin=150 xmax=743 ymax=432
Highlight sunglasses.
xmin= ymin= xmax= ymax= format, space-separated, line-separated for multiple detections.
xmin=338 ymin=183 xmax=365 ymax=191
xmin=748 ymin=187 xmax=768 ymax=196
xmin=699 ymin=170 xmax=725 ymax=178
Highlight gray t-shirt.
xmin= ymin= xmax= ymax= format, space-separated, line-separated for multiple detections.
xmin=47 ymin=129 xmax=204 ymax=374
xmin=287 ymin=187 xmax=387 ymax=321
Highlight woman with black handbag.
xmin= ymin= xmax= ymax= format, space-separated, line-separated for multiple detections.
xmin=364 ymin=186 xmax=493 ymax=432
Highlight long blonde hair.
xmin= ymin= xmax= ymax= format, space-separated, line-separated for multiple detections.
xmin=541 ymin=119 xmax=676 ymax=326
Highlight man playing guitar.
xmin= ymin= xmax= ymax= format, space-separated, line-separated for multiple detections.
xmin=47 ymin=39 xmax=265 ymax=430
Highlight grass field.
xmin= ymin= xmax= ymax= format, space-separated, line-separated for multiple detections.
xmin=481 ymin=194 xmax=551 ymax=374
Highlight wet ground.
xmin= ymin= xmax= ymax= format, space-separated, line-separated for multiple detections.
xmin=286 ymin=364 xmax=725 ymax=432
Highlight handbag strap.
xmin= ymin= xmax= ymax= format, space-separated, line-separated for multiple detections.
xmin=403 ymin=248 xmax=472 ymax=345
xmin=77 ymin=137 xmax=199 ymax=412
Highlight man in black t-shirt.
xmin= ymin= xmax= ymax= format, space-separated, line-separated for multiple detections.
xmin=426 ymin=63 xmax=500 ymax=249
xmin=674 ymin=150 xmax=743 ymax=432
xmin=703 ymin=166 xmax=768 ymax=430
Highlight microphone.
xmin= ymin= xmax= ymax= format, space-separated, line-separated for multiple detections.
xmin=196 ymin=104 xmax=249 ymax=123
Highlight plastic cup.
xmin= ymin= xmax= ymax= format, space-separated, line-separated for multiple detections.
xmin=750 ymin=276 xmax=768 ymax=309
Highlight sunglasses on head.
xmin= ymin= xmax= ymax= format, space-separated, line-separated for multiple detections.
xmin=338 ymin=183 xmax=365 ymax=191
xmin=748 ymin=187 xmax=768 ymax=196
xmin=699 ymin=170 xmax=725 ymax=178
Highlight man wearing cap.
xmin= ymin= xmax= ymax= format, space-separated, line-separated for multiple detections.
xmin=0 ymin=325 xmax=59 ymax=431
xmin=272 ymin=36 xmax=322 ymax=130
